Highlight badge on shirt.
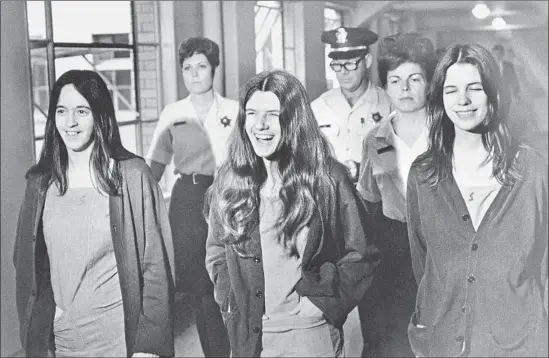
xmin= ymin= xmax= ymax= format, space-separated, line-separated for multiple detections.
xmin=220 ymin=116 xmax=231 ymax=128
xmin=371 ymin=112 xmax=383 ymax=123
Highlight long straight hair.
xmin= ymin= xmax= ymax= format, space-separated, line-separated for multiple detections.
xmin=27 ymin=70 xmax=129 ymax=195
xmin=416 ymin=44 xmax=521 ymax=186
xmin=205 ymin=70 xmax=336 ymax=257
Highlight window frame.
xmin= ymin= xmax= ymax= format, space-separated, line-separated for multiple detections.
xmin=324 ymin=6 xmax=345 ymax=90
xmin=254 ymin=0 xmax=286 ymax=73
xmin=26 ymin=1 xmax=164 ymax=157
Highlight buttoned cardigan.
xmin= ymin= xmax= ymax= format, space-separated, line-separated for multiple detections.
xmin=13 ymin=155 xmax=175 ymax=357
xmin=206 ymin=160 xmax=381 ymax=357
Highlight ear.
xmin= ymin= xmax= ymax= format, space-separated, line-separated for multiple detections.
xmin=365 ymin=53 xmax=373 ymax=69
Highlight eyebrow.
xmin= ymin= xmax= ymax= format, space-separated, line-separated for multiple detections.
xmin=389 ymin=72 xmax=424 ymax=78
xmin=443 ymin=81 xmax=482 ymax=88
xmin=55 ymin=105 xmax=91 ymax=109
xmin=245 ymin=108 xmax=279 ymax=113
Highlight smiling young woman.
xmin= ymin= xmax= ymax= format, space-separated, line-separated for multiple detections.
xmin=204 ymin=69 xmax=380 ymax=357
xmin=407 ymin=44 xmax=548 ymax=357
xmin=14 ymin=70 xmax=174 ymax=358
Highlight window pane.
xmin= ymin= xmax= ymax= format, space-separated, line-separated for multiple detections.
xmin=116 ymin=70 xmax=131 ymax=85
xmin=51 ymin=1 xmax=132 ymax=43
xmin=255 ymin=1 xmax=284 ymax=73
xmin=256 ymin=1 xmax=280 ymax=9
xmin=54 ymin=47 xmax=138 ymax=123
xmin=35 ymin=139 xmax=44 ymax=161
xmin=324 ymin=8 xmax=343 ymax=30
xmin=117 ymin=89 xmax=132 ymax=110
xmin=26 ymin=1 xmax=47 ymax=40
xmin=324 ymin=8 xmax=343 ymax=90
xmin=119 ymin=123 xmax=137 ymax=154
xmin=29 ymin=46 xmax=49 ymax=138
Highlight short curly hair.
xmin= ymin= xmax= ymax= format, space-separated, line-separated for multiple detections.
xmin=377 ymin=32 xmax=438 ymax=88
xmin=178 ymin=37 xmax=220 ymax=70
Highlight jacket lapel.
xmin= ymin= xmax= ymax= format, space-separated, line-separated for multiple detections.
xmin=33 ymin=180 xmax=47 ymax=239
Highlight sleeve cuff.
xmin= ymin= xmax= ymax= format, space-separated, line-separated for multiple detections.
xmin=145 ymin=149 xmax=172 ymax=165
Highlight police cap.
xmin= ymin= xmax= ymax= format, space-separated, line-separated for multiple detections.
xmin=322 ymin=26 xmax=379 ymax=60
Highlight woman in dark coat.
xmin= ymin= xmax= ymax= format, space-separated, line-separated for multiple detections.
xmin=14 ymin=70 xmax=174 ymax=357
xmin=205 ymin=69 xmax=380 ymax=357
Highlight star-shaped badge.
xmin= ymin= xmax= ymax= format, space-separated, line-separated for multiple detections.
xmin=371 ymin=112 xmax=383 ymax=123
xmin=220 ymin=116 xmax=231 ymax=127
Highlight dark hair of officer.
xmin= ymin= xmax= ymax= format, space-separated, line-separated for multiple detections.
xmin=377 ymin=32 xmax=439 ymax=88
xmin=178 ymin=37 xmax=220 ymax=72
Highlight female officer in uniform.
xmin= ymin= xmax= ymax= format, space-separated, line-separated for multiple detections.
xmin=146 ymin=36 xmax=237 ymax=358
xmin=357 ymin=33 xmax=438 ymax=357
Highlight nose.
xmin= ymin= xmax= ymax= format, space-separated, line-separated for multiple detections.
xmin=400 ymin=79 xmax=410 ymax=91
xmin=457 ymin=90 xmax=470 ymax=105
xmin=191 ymin=66 xmax=199 ymax=77
xmin=255 ymin=113 xmax=269 ymax=129
xmin=66 ymin=112 xmax=77 ymax=127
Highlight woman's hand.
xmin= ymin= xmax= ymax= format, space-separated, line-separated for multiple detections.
xmin=289 ymin=296 xmax=323 ymax=317
xmin=132 ymin=353 xmax=159 ymax=357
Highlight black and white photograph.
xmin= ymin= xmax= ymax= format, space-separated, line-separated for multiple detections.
xmin=1 ymin=1 xmax=547 ymax=357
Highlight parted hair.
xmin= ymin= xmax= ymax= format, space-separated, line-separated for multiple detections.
xmin=415 ymin=43 xmax=521 ymax=187
xmin=204 ymin=70 xmax=336 ymax=257
xmin=377 ymin=32 xmax=439 ymax=87
xmin=27 ymin=70 xmax=130 ymax=195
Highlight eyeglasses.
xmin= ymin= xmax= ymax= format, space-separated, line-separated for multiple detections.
xmin=330 ymin=58 xmax=363 ymax=72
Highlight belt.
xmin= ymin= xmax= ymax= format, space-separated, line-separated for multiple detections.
xmin=177 ymin=173 xmax=214 ymax=186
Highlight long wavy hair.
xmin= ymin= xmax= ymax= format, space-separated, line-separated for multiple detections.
xmin=27 ymin=70 xmax=130 ymax=195
xmin=415 ymin=44 xmax=521 ymax=187
xmin=205 ymin=70 xmax=336 ymax=257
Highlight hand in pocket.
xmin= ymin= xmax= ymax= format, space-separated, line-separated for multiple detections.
xmin=289 ymin=296 xmax=323 ymax=317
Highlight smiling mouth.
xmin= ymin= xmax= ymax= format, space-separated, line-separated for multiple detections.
xmin=454 ymin=109 xmax=477 ymax=118
xmin=65 ymin=131 xmax=80 ymax=136
xmin=254 ymin=133 xmax=274 ymax=143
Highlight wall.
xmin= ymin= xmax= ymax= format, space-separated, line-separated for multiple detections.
xmin=222 ymin=1 xmax=256 ymax=101
xmin=283 ymin=1 xmax=327 ymax=100
xmin=173 ymin=0 xmax=203 ymax=99
xmin=1 ymin=1 xmax=35 ymax=355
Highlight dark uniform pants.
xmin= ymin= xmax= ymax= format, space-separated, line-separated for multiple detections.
xmin=358 ymin=213 xmax=417 ymax=357
xmin=169 ymin=175 xmax=230 ymax=357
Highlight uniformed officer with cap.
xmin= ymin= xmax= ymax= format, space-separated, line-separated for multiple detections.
xmin=312 ymin=26 xmax=392 ymax=357
xmin=311 ymin=26 xmax=392 ymax=182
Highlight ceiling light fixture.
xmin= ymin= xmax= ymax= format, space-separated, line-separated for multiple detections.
xmin=492 ymin=17 xmax=506 ymax=30
xmin=472 ymin=3 xmax=490 ymax=19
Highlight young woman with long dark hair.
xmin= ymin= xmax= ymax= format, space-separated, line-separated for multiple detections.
xmin=407 ymin=44 xmax=547 ymax=357
xmin=205 ymin=70 xmax=380 ymax=357
xmin=14 ymin=70 xmax=174 ymax=357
